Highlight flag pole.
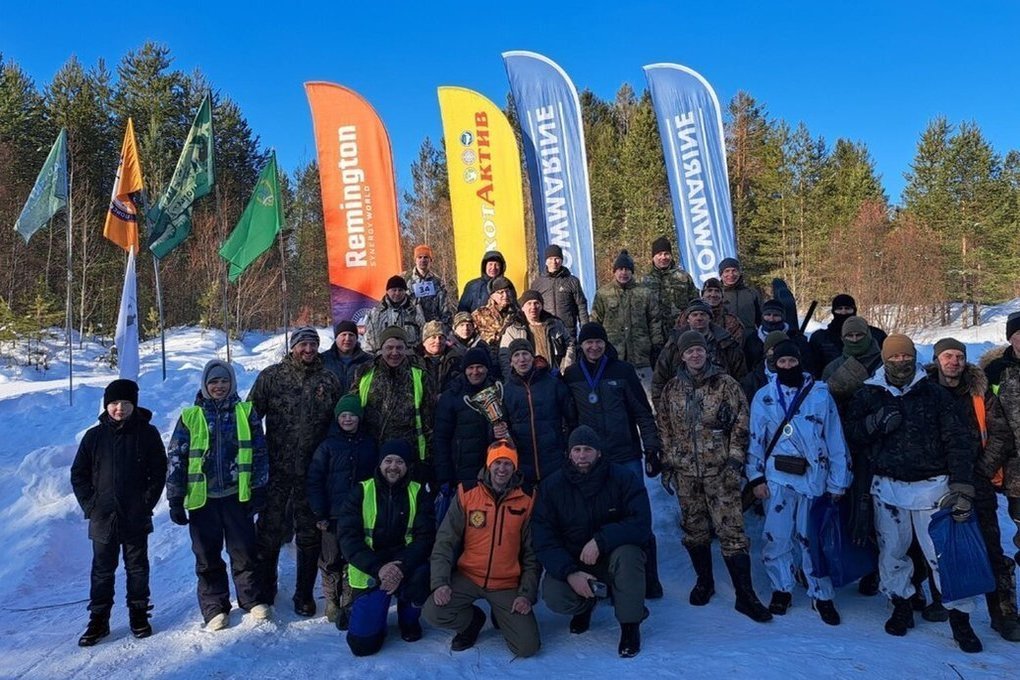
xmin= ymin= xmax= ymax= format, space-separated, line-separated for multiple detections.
xmin=273 ymin=150 xmax=290 ymax=349
xmin=215 ymin=185 xmax=232 ymax=363
xmin=65 ymin=166 xmax=74 ymax=406
xmin=152 ymin=257 xmax=167 ymax=381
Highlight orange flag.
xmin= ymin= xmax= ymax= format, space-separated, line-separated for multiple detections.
xmin=305 ymin=82 xmax=403 ymax=324
xmin=103 ymin=118 xmax=144 ymax=252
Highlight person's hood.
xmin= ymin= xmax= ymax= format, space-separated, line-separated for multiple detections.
xmin=479 ymin=250 xmax=506 ymax=279
xmin=978 ymin=344 xmax=1016 ymax=369
xmin=865 ymin=363 xmax=927 ymax=395
xmin=200 ymin=359 xmax=239 ymax=400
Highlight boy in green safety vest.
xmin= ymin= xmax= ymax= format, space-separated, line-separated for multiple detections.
xmin=338 ymin=440 xmax=435 ymax=656
xmin=167 ymin=360 xmax=270 ymax=631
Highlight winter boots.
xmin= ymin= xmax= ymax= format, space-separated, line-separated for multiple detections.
xmin=948 ymin=610 xmax=983 ymax=653
xmin=618 ymin=622 xmax=641 ymax=658
xmin=128 ymin=604 xmax=153 ymax=639
xmin=857 ymin=571 xmax=880 ymax=597
xmin=813 ymin=599 xmax=841 ymax=626
xmin=884 ymin=596 xmax=915 ymax=636
xmin=769 ymin=591 xmax=792 ymax=616
xmin=206 ymin=612 xmax=230 ymax=631
xmin=687 ymin=545 xmax=715 ymax=606
xmin=78 ymin=613 xmax=110 ymax=647
xmin=450 ymin=605 xmax=486 ymax=652
xmin=723 ymin=553 xmax=772 ymax=623
xmin=921 ymin=584 xmax=949 ymax=622
xmin=570 ymin=601 xmax=595 ymax=634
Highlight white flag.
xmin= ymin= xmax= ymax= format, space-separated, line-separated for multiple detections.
xmin=115 ymin=248 xmax=139 ymax=381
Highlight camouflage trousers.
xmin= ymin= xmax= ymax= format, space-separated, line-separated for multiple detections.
xmin=674 ymin=472 xmax=749 ymax=556
xmin=255 ymin=468 xmax=321 ymax=604
xmin=975 ymin=479 xmax=1018 ymax=620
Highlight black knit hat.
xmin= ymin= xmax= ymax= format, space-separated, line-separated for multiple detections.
xmin=651 ymin=236 xmax=671 ymax=256
xmin=518 ymin=289 xmax=543 ymax=307
xmin=702 ymin=277 xmax=722 ymax=292
xmin=544 ymin=244 xmax=563 ymax=259
xmin=772 ymin=339 xmax=800 ymax=361
xmin=378 ymin=439 xmax=414 ymax=466
xmin=568 ymin=425 xmax=600 ymax=451
xmin=612 ymin=250 xmax=634 ymax=271
xmin=104 ymin=379 xmax=138 ymax=408
xmin=334 ymin=320 xmax=358 ymax=337
xmin=577 ymin=322 xmax=608 ymax=344
xmin=832 ymin=294 xmax=857 ymax=313
xmin=683 ymin=299 xmax=713 ymax=318
xmin=677 ymin=330 xmax=707 ymax=356
xmin=508 ymin=338 xmax=534 ymax=357
xmin=718 ymin=257 xmax=741 ymax=273
xmin=1007 ymin=311 xmax=1020 ymax=341
xmin=762 ymin=299 xmax=786 ymax=319
xmin=385 ymin=275 xmax=407 ymax=291
xmin=462 ymin=346 xmax=490 ymax=369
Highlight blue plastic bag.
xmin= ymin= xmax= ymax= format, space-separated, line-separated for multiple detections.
xmin=808 ymin=496 xmax=878 ymax=588
xmin=927 ymin=508 xmax=995 ymax=602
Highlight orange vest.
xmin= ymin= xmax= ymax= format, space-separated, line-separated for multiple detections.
xmin=456 ymin=482 xmax=534 ymax=591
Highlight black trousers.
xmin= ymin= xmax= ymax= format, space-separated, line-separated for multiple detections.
xmin=189 ymin=495 xmax=260 ymax=622
xmin=89 ymin=536 xmax=150 ymax=617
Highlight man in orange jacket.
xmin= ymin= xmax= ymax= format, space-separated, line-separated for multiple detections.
xmin=423 ymin=440 xmax=540 ymax=657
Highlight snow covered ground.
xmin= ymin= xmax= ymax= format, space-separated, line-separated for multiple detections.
xmin=1 ymin=303 xmax=1019 ymax=679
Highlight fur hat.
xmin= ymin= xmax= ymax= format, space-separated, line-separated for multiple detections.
xmin=334 ymin=393 xmax=363 ymax=418
xmin=577 ymin=322 xmax=608 ymax=345
xmin=881 ymin=334 xmax=916 ymax=361
xmin=568 ymin=425 xmax=600 ymax=451
xmin=612 ymin=250 xmax=635 ymax=271
xmin=104 ymin=379 xmax=138 ymax=408
xmin=290 ymin=326 xmax=320 ymax=350
xmin=486 ymin=440 xmax=518 ymax=469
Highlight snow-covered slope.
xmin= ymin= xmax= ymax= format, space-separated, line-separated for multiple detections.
xmin=1 ymin=306 xmax=1018 ymax=679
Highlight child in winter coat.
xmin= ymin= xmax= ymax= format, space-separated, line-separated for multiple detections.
xmin=307 ymin=393 xmax=378 ymax=629
xmin=166 ymin=360 xmax=270 ymax=631
xmin=71 ymin=379 xmax=167 ymax=646
xmin=747 ymin=341 xmax=851 ymax=625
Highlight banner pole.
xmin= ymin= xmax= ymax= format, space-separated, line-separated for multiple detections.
xmin=215 ymin=185 xmax=232 ymax=363
xmin=66 ymin=167 xmax=74 ymax=406
xmin=152 ymin=258 xmax=167 ymax=381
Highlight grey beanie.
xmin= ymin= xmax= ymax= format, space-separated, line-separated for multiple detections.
xmin=290 ymin=326 xmax=320 ymax=349
xmin=568 ymin=425 xmax=600 ymax=451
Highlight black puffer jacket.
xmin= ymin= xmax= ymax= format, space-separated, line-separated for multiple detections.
xmin=561 ymin=345 xmax=660 ymax=463
xmin=458 ymin=251 xmax=517 ymax=313
xmin=306 ymin=424 xmax=378 ymax=522
xmin=70 ymin=408 xmax=167 ymax=542
xmin=433 ymin=374 xmax=497 ymax=485
xmin=531 ymin=455 xmax=652 ymax=581
xmin=338 ymin=469 xmax=435 ymax=581
xmin=320 ymin=343 xmax=373 ymax=395
xmin=530 ymin=265 xmax=589 ymax=334
xmin=846 ymin=367 xmax=974 ymax=485
xmin=503 ymin=363 xmax=576 ymax=483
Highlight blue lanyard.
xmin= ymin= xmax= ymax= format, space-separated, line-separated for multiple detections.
xmin=580 ymin=355 xmax=608 ymax=394
xmin=776 ymin=376 xmax=811 ymax=420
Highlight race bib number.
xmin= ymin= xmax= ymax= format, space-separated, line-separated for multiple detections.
xmin=412 ymin=280 xmax=436 ymax=298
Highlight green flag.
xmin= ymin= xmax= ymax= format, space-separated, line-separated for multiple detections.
xmin=219 ymin=152 xmax=282 ymax=281
xmin=14 ymin=129 xmax=69 ymax=242
xmin=147 ymin=93 xmax=214 ymax=259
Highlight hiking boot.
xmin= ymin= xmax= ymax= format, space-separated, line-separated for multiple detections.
xmin=813 ymin=599 xmax=841 ymax=626
xmin=723 ymin=553 xmax=772 ymax=623
xmin=686 ymin=544 xmax=714 ymax=606
xmin=884 ymin=597 xmax=914 ymax=636
xmin=991 ymin=616 xmax=1020 ymax=642
xmin=769 ymin=591 xmax=792 ymax=616
xmin=206 ymin=612 xmax=229 ymax=631
xmin=570 ymin=602 xmax=595 ymax=634
xmin=249 ymin=604 xmax=271 ymax=621
xmin=78 ymin=615 xmax=110 ymax=647
xmin=922 ymin=600 xmax=949 ymax=622
xmin=128 ymin=605 xmax=153 ymax=639
xmin=451 ymin=605 xmax=486 ymax=652
xmin=908 ymin=590 xmax=926 ymax=612
xmin=618 ymin=622 xmax=641 ymax=658
xmin=399 ymin=619 xmax=423 ymax=642
xmin=293 ymin=597 xmax=315 ymax=617
xmin=949 ymin=610 xmax=983 ymax=653
xmin=857 ymin=572 xmax=880 ymax=597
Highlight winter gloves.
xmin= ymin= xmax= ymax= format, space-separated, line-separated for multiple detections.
xmin=644 ymin=449 xmax=663 ymax=478
xmin=169 ymin=500 xmax=189 ymax=526
xmin=940 ymin=482 xmax=976 ymax=523
xmin=865 ymin=405 xmax=903 ymax=436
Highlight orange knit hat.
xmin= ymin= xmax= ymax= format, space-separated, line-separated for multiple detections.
xmin=486 ymin=440 xmax=518 ymax=469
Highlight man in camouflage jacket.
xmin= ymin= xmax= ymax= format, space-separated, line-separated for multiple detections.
xmin=591 ymin=250 xmax=663 ymax=372
xmin=642 ymin=237 xmax=698 ymax=352
xmin=404 ymin=244 xmax=453 ymax=328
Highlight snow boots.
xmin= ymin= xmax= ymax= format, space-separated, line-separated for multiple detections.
xmin=450 ymin=605 xmax=486 ymax=652
xmin=618 ymin=622 xmax=641 ymax=658
xmin=570 ymin=600 xmax=595 ymax=634
xmin=723 ymin=553 xmax=772 ymax=623
xmin=813 ymin=599 xmax=841 ymax=626
xmin=885 ymin=596 xmax=915 ymax=636
xmin=128 ymin=604 xmax=153 ymax=639
xmin=949 ymin=610 xmax=983 ymax=653
xmin=769 ymin=591 xmax=792 ymax=616
xmin=78 ymin=613 xmax=110 ymax=647
xmin=687 ymin=545 xmax=715 ymax=606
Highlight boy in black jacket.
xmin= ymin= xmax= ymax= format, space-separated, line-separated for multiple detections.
xmin=71 ymin=379 xmax=167 ymax=646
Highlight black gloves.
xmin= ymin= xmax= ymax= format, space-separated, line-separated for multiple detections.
xmin=644 ymin=450 xmax=663 ymax=478
xmin=940 ymin=482 xmax=975 ymax=523
xmin=169 ymin=500 xmax=189 ymax=526
xmin=865 ymin=406 xmax=903 ymax=435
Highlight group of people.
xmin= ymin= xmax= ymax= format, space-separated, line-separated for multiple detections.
xmin=70 ymin=236 xmax=1020 ymax=662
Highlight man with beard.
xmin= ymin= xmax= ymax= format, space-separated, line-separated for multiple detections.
xmin=533 ymin=425 xmax=652 ymax=658
xmin=363 ymin=276 xmax=426 ymax=353
xmin=809 ymin=294 xmax=888 ymax=369
xmin=847 ymin=335 xmax=982 ymax=652
xmin=657 ymin=331 xmax=772 ymax=623
xmin=249 ymin=327 xmax=342 ymax=616
xmin=931 ymin=338 xmax=1020 ymax=642
xmin=446 ymin=312 xmax=488 ymax=384
xmin=530 ymin=244 xmax=589 ymax=337
xmin=424 ymin=441 xmax=540 ymax=657
xmin=320 ymin=320 xmax=373 ymax=394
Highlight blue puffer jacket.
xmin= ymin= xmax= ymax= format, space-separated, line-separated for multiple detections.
xmin=306 ymin=424 xmax=378 ymax=521
xmin=502 ymin=363 xmax=576 ymax=483
xmin=747 ymin=374 xmax=851 ymax=498
xmin=166 ymin=392 xmax=269 ymax=502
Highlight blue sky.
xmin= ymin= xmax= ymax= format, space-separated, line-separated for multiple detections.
xmin=2 ymin=2 xmax=1017 ymax=203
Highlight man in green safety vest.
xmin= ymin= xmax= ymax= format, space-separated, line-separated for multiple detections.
xmin=353 ymin=326 xmax=435 ymax=482
xmin=339 ymin=440 xmax=435 ymax=656
xmin=167 ymin=360 xmax=270 ymax=631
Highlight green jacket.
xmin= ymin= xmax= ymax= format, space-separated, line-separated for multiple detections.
xmin=591 ymin=279 xmax=663 ymax=369
xmin=642 ymin=264 xmax=697 ymax=342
